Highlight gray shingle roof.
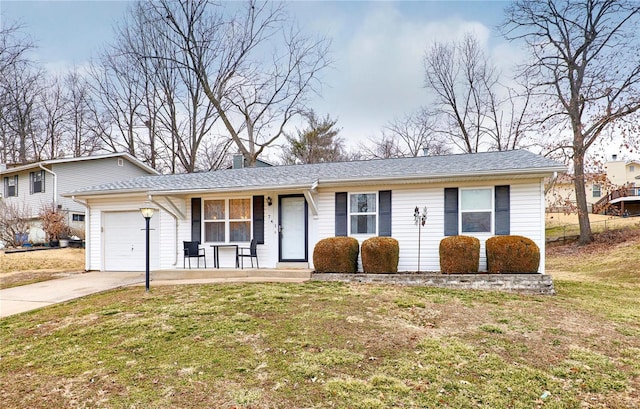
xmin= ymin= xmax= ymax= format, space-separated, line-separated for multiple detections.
xmin=67 ymin=150 xmax=565 ymax=196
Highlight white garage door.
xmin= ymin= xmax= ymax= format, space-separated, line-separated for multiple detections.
xmin=103 ymin=211 xmax=160 ymax=271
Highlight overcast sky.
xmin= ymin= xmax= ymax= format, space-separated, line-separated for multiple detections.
xmin=1 ymin=0 xmax=523 ymax=154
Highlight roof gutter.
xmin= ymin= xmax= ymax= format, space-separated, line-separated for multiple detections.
xmin=39 ymin=163 xmax=58 ymax=205
xmin=315 ymin=167 xmax=566 ymax=188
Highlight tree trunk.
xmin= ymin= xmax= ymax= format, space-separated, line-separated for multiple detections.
xmin=573 ymin=152 xmax=593 ymax=244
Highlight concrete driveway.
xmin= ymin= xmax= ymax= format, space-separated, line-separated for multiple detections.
xmin=0 ymin=270 xmax=311 ymax=318
xmin=0 ymin=272 xmax=144 ymax=317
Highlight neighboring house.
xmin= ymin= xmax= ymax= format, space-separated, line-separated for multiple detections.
xmin=545 ymin=172 xmax=606 ymax=213
xmin=595 ymin=155 xmax=640 ymax=215
xmin=545 ymin=154 xmax=640 ymax=215
xmin=604 ymin=155 xmax=640 ymax=187
xmin=66 ymin=150 xmax=564 ymax=274
xmin=1 ymin=153 xmax=159 ymax=243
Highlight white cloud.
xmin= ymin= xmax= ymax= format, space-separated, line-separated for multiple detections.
xmin=307 ymin=2 xmax=501 ymax=147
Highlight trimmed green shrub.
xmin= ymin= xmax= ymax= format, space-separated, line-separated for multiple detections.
xmin=486 ymin=235 xmax=540 ymax=274
xmin=361 ymin=237 xmax=399 ymax=273
xmin=439 ymin=235 xmax=480 ymax=274
xmin=313 ymin=237 xmax=360 ymax=273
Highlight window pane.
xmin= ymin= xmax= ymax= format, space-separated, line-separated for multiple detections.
xmin=461 ymin=189 xmax=491 ymax=211
xmin=350 ymin=193 xmax=376 ymax=213
xmin=462 ymin=212 xmax=491 ymax=233
xmin=204 ymin=200 xmax=225 ymax=220
xmin=350 ymin=215 xmax=376 ymax=234
xmin=230 ymin=221 xmax=250 ymax=242
xmin=205 ymin=222 xmax=225 ymax=242
xmin=230 ymin=198 xmax=251 ymax=219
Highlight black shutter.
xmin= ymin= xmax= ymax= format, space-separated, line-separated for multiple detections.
xmin=253 ymin=195 xmax=265 ymax=244
xmin=495 ymin=185 xmax=510 ymax=235
xmin=378 ymin=190 xmax=392 ymax=236
xmin=191 ymin=197 xmax=202 ymax=242
xmin=335 ymin=192 xmax=348 ymax=236
xmin=444 ymin=188 xmax=459 ymax=236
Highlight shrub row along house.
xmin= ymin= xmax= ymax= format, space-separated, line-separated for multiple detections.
xmin=65 ymin=150 xmax=565 ymax=273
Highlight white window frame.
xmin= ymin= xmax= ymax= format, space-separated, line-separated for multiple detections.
xmin=348 ymin=192 xmax=378 ymax=236
xmin=72 ymin=213 xmax=85 ymax=222
xmin=459 ymin=187 xmax=493 ymax=234
xmin=203 ymin=197 xmax=252 ymax=244
xmin=592 ymin=184 xmax=601 ymax=198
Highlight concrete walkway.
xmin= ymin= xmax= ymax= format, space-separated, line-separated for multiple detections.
xmin=0 ymin=270 xmax=311 ymax=318
xmin=0 ymin=272 xmax=144 ymax=317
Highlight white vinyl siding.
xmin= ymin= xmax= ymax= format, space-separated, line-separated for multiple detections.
xmin=314 ymin=179 xmax=545 ymax=273
xmin=84 ymin=178 xmax=546 ymax=273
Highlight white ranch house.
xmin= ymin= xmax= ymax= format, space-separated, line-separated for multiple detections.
xmin=66 ymin=150 xmax=564 ymax=274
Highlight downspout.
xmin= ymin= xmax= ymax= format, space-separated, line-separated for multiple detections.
xmin=149 ymin=194 xmax=179 ymax=267
xmin=39 ymin=164 xmax=57 ymax=205
xmin=71 ymin=196 xmax=90 ymax=272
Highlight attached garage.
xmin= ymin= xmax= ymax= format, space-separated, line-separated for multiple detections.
xmin=103 ymin=211 xmax=160 ymax=271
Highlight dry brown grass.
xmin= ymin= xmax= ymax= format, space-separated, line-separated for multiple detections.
xmin=547 ymin=227 xmax=640 ymax=284
xmin=0 ymin=248 xmax=85 ymax=289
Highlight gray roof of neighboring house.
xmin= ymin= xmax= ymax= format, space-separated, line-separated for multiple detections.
xmin=0 ymin=152 xmax=159 ymax=176
xmin=67 ymin=150 xmax=565 ymax=197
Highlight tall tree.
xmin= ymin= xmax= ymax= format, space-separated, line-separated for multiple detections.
xmin=361 ymin=111 xmax=452 ymax=159
xmin=0 ymin=23 xmax=39 ymax=164
xmin=424 ymin=33 xmax=531 ymax=153
xmin=141 ymin=0 xmax=331 ymax=167
xmin=40 ymin=75 xmax=67 ymax=159
xmin=281 ymin=110 xmax=345 ymax=164
xmin=502 ymin=0 xmax=640 ymax=244
xmin=120 ymin=1 xmax=225 ymax=173
xmin=63 ymin=69 xmax=103 ymax=157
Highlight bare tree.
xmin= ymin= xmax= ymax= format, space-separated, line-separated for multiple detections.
xmin=503 ymin=0 xmax=640 ymax=244
xmin=424 ymin=33 xmax=531 ymax=153
xmin=89 ymin=50 xmax=145 ymax=158
xmin=0 ymin=201 xmax=31 ymax=247
xmin=63 ymin=69 xmax=103 ymax=157
xmin=0 ymin=24 xmax=43 ymax=164
xmin=362 ymin=111 xmax=452 ymax=159
xmin=0 ymin=22 xmax=33 ymax=76
xmin=40 ymin=75 xmax=67 ymax=159
xmin=0 ymin=61 xmax=44 ymax=163
xmin=281 ymin=110 xmax=346 ymax=164
xmin=141 ymin=0 xmax=331 ymax=167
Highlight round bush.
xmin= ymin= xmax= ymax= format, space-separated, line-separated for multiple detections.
xmin=361 ymin=237 xmax=399 ymax=274
xmin=439 ymin=235 xmax=480 ymax=274
xmin=313 ymin=237 xmax=360 ymax=273
xmin=486 ymin=235 xmax=540 ymax=274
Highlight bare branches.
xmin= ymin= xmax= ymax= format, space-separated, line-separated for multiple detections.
xmin=423 ymin=33 xmax=531 ymax=153
xmin=502 ymin=0 xmax=640 ymax=244
xmin=146 ymin=0 xmax=332 ymax=166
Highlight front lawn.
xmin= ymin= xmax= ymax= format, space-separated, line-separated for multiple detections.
xmin=0 ymin=248 xmax=85 ymax=289
xmin=1 ymin=278 xmax=638 ymax=408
